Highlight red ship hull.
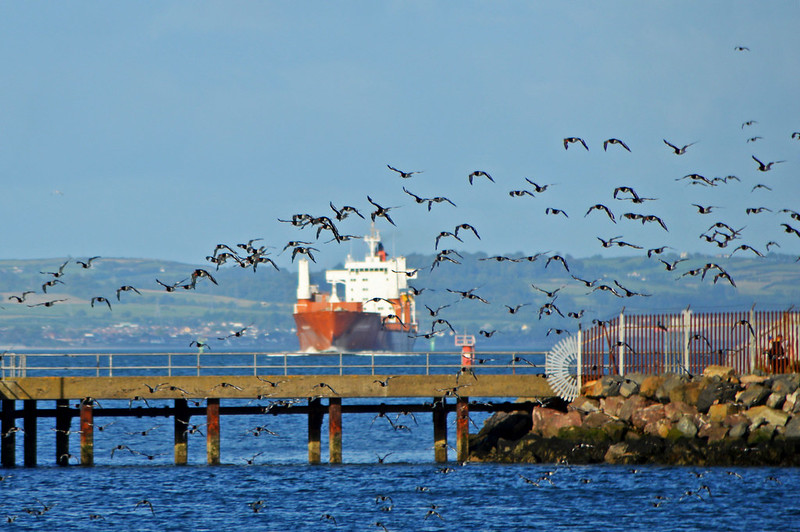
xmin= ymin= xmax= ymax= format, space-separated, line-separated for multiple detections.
xmin=294 ymin=309 xmax=415 ymax=352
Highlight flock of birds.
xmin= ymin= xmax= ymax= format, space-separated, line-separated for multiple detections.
xmin=6 ymin=113 xmax=798 ymax=346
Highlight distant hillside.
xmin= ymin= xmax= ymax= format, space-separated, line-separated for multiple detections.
xmin=1 ymin=253 xmax=799 ymax=350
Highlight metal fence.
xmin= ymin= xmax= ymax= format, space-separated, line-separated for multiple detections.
xmin=580 ymin=308 xmax=799 ymax=379
xmin=0 ymin=351 xmax=549 ymax=379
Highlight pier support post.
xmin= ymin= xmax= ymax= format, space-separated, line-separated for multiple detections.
xmin=174 ymin=399 xmax=189 ymax=465
xmin=80 ymin=399 xmax=94 ymax=466
xmin=206 ymin=398 xmax=220 ymax=465
xmin=432 ymin=397 xmax=448 ymax=463
xmin=328 ymin=398 xmax=342 ymax=464
xmin=55 ymin=399 xmax=70 ymax=466
xmin=456 ymin=397 xmax=469 ymax=463
xmin=1 ymin=399 xmax=15 ymax=468
xmin=23 ymin=400 xmax=37 ymax=467
xmin=308 ymin=398 xmax=322 ymax=464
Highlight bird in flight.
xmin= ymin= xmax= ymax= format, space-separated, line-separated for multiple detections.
xmin=90 ymin=296 xmax=112 ymax=310
xmin=585 ymin=204 xmax=616 ymax=223
xmin=663 ymin=139 xmax=695 ymax=155
xmin=76 ymin=256 xmax=100 ymax=269
xmin=603 ymin=138 xmax=630 ymax=152
xmin=116 ymin=285 xmax=141 ymax=300
xmin=387 ymin=164 xmax=421 ymax=178
xmin=367 ymin=196 xmax=396 ymax=226
xmin=468 ymin=170 xmax=494 ymax=184
xmin=752 ymin=155 xmax=784 ymax=172
xmin=563 ymin=137 xmax=588 ymax=150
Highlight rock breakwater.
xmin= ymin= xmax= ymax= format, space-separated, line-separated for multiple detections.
xmin=470 ymin=366 xmax=800 ymax=466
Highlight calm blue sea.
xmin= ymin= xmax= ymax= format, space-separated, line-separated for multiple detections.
xmin=1 ymin=399 xmax=799 ymax=531
xmin=2 ymin=352 xmax=799 ymax=530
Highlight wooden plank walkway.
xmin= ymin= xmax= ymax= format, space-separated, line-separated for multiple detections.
xmin=0 ymin=374 xmax=554 ymax=467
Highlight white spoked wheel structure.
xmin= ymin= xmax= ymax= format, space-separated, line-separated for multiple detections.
xmin=546 ymin=334 xmax=580 ymax=401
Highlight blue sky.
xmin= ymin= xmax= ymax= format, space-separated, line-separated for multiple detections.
xmin=2 ymin=2 xmax=799 ymax=269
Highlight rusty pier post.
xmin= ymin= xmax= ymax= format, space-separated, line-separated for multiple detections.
xmin=1 ymin=399 xmax=15 ymax=468
xmin=328 ymin=398 xmax=342 ymax=464
xmin=206 ymin=398 xmax=220 ymax=465
xmin=432 ymin=397 xmax=448 ymax=463
xmin=23 ymin=400 xmax=37 ymax=467
xmin=456 ymin=397 xmax=470 ymax=462
xmin=55 ymin=399 xmax=70 ymax=466
xmin=80 ymin=399 xmax=94 ymax=466
xmin=174 ymin=399 xmax=189 ymax=465
xmin=455 ymin=333 xmax=475 ymax=462
xmin=308 ymin=398 xmax=322 ymax=464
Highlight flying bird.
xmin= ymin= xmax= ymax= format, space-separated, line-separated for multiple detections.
xmin=603 ymin=138 xmax=631 ymax=152
xmin=752 ymin=155 xmax=784 ymax=171
xmin=545 ymin=207 xmax=568 ymax=217
xmin=387 ymin=164 xmax=422 ymax=178
xmin=76 ymin=256 xmax=100 ymax=269
xmin=367 ymin=196 xmax=396 ymax=226
xmin=524 ymin=179 xmax=554 ymax=193
xmin=530 ymin=284 xmax=562 ymax=298
xmin=116 ymin=285 xmax=141 ymax=300
xmin=585 ymin=204 xmax=616 ymax=222
xmin=90 ymin=296 xmax=112 ymax=310
xmin=563 ymin=137 xmax=589 ymax=150
xmin=468 ymin=170 xmax=494 ymax=184
xmin=663 ymin=139 xmax=695 ymax=155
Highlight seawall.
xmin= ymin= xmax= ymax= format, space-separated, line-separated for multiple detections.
xmin=469 ymin=366 xmax=800 ymax=466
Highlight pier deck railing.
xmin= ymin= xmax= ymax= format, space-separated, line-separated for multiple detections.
xmin=0 ymin=351 xmax=548 ymax=379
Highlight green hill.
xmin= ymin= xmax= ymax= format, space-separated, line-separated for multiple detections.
xmin=1 ymin=252 xmax=798 ymax=350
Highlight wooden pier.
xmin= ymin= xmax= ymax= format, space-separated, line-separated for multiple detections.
xmin=0 ymin=374 xmax=554 ymax=467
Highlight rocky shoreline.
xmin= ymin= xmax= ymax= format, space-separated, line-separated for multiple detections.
xmin=469 ymin=366 xmax=800 ymax=466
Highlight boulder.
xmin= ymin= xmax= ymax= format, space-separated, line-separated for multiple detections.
xmin=766 ymin=392 xmax=785 ymax=410
xmin=655 ymin=374 xmax=688 ymax=402
xmin=675 ymin=415 xmax=698 ymax=438
xmin=473 ymin=410 xmax=533 ymax=451
xmin=728 ymin=421 xmax=748 ymax=440
xmin=696 ymin=379 xmax=740 ymax=413
xmin=783 ymin=391 xmax=800 ymax=413
xmin=708 ymin=403 xmax=738 ymax=424
xmin=748 ymin=426 xmax=775 ymax=445
xmin=771 ymin=374 xmax=800 ymax=395
xmin=542 ymin=411 xmax=583 ymax=439
xmin=582 ymin=379 xmax=603 ymax=398
xmin=600 ymin=396 xmax=625 ymax=418
xmin=646 ymin=418 xmax=672 ymax=438
xmin=664 ymin=401 xmax=697 ymax=422
xmin=618 ymin=395 xmax=649 ymax=422
xmin=570 ymin=396 xmax=600 ymax=414
xmin=583 ymin=412 xmax=614 ymax=429
xmin=669 ymin=381 xmax=703 ymax=406
xmin=698 ymin=422 xmax=727 ymax=441
xmin=631 ymin=403 xmax=666 ymax=430
xmin=531 ymin=408 xmax=569 ymax=435
xmin=743 ymin=405 xmax=790 ymax=428
xmin=702 ymin=365 xmax=737 ymax=380
xmin=738 ymin=384 xmax=770 ymax=408
xmin=639 ymin=376 xmax=664 ymax=400
xmin=604 ymin=442 xmax=644 ymax=464
xmin=740 ymin=374 xmax=770 ymax=386
xmin=784 ymin=417 xmax=800 ymax=440
xmin=619 ymin=379 xmax=640 ymax=398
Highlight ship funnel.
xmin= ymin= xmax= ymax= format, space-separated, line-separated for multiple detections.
xmin=297 ymin=259 xmax=311 ymax=300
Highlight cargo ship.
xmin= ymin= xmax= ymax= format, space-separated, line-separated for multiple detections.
xmin=293 ymin=227 xmax=418 ymax=352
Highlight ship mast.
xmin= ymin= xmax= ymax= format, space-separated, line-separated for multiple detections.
xmin=364 ymin=223 xmax=381 ymax=259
